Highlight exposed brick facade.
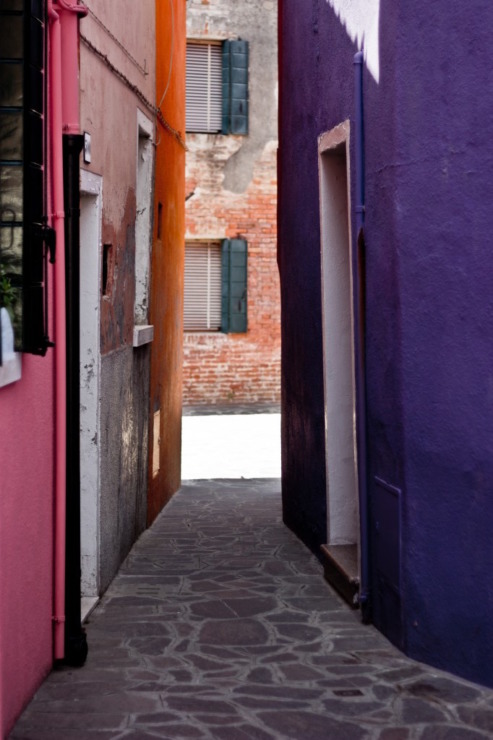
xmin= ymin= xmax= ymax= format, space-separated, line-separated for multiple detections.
xmin=183 ymin=0 xmax=280 ymax=407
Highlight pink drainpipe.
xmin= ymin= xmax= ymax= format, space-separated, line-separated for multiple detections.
xmin=47 ymin=0 xmax=86 ymax=661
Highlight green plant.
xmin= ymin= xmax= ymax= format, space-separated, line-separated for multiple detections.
xmin=0 ymin=264 xmax=16 ymax=312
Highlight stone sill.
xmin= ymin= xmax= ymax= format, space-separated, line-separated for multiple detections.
xmin=133 ymin=325 xmax=154 ymax=347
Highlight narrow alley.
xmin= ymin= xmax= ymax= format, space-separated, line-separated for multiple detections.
xmin=4 ymin=1 xmax=493 ymax=736
xmin=11 ymin=428 xmax=493 ymax=739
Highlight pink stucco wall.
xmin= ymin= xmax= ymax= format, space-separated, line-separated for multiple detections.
xmin=0 ymin=354 xmax=54 ymax=735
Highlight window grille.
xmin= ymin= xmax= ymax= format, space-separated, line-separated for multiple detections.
xmin=0 ymin=0 xmax=53 ymax=358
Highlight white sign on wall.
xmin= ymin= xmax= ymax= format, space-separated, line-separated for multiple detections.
xmin=0 ymin=307 xmax=22 ymax=387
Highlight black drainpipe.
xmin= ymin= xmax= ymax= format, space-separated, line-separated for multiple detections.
xmin=63 ymin=133 xmax=88 ymax=666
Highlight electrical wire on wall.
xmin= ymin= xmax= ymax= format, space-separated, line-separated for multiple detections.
xmin=83 ymin=1 xmax=148 ymax=76
xmin=80 ymin=32 xmax=186 ymax=150
xmin=154 ymin=0 xmax=179 ymax=149
xmin=158 ymin=0 xmax=175 ymax=108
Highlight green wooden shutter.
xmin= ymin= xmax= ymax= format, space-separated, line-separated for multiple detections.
xmin=221 ymin=239 xmax=247 ymax=333
xmin=222 ymin=40 xmax=248 ymax=135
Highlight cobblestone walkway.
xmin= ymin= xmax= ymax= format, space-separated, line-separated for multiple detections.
xmin=11 ymin=480 xmax=493 ymax=739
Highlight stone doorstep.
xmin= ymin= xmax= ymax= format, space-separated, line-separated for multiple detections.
xmin=320 ymin=544 xmax=360 ymax=609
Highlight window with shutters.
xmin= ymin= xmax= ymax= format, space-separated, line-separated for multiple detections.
xmin=186 ymin=42 xmax=222 ymax=133
xmin=184 ymin=239 xmax=247 ymax=334
xmin=184 ymin=242 xmax=222 ymax=331
xmin=186 ymin=40 xmax=249 ymax=135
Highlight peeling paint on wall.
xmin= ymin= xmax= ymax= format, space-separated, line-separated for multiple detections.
xmin=184 ymin=0 xmax=280 ymax=406
xmin=101 ymin=189 xmax=137 ymax=355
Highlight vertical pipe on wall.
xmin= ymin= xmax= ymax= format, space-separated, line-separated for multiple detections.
xmin=47 ymin=0 xmax=67 ymax=660
xmin=353 ymin=50 xmax=370 ymax=620
xmin=63 ymin=133 xmax=87 ymax=665
xmin=48 ymin=0 xmax=87 ymax=663
xmin=57 ymin=0 xmax=87 ymax=133
xmin=57 ymin=0 xmax=88 ymax=665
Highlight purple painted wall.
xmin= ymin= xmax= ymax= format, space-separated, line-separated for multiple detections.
xmin=279 ymin=0 xmax=493 ymax=686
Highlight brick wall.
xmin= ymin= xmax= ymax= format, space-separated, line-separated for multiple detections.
xmin=184 ymin=140 xmax=280 ymax=406
xmin=183 ymin=0 xmax=280 ymax=407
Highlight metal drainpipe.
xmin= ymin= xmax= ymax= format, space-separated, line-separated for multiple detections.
xmin=47 ymin=0 xmax=68 ymax=661
xmin=48 ymin=0 xmax=88 ymax=664
xmin=63 ymin=133 xmax=87 ymax=666
xmin=353 ymin=50 xmax=370 ymax=622
xmin=57 ymin=0 xmax=88 ymax=666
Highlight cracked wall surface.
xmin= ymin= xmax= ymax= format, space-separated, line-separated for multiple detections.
xmin=80 ymin=0 xmax=155 ymax=592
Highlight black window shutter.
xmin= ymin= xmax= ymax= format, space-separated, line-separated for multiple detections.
xmin=0 ymin=0 xmax=50 ymax=357
xmin=222 ymin=40 xmax=248 ymax=135
xmin=221 ymin=238 xmax=247 ymax=333
xmin=22 ymin=0 xmax=51 ymax=355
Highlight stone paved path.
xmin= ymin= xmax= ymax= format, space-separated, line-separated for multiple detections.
xmin=11 ymin=480 xmax=493 ymax=739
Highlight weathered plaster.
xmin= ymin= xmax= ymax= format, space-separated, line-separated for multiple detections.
xmin=80 ymin=0 xmax=155 ymax=592
xmin=80 ymin=170 xmax=103 ymax=598
xmin=185 ymin=139 xmax=275 ymax=237
xmin=184 ymin=0 xmax=280 ymax=406
xmin=186 ymin=0 xmax=277 ymax=194
xmin=134 ymin=110 xmax=155 ymax=325
xmin=80 ymin=1 xmax=155 ymax=225
xmin=100 ymin=189 xmax=137 ymax=354
xmin=100 ymin=346 xmax=149 ymax=591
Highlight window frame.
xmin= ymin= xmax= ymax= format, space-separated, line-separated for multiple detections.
xmin=183 ymin=238 xmax=248 ymax=335
xmin=185 ymin=38 xmax=249 ymax=136
xmin=185 ymin=41 xmax=223 ymax=134
xmin=184 ymin=240 xmax=223 ymax=332
xmin=0 ymin=0 xmax=52 ymax=368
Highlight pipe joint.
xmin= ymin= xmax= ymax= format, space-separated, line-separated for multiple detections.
xmin=47 ymin=0 xmax=59 ymax=21
xmin=55 ymin=0 xmax=88 ymax=17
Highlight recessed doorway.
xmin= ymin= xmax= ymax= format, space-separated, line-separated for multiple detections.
xmin=318 ymin=121 xmax=360 ymax=605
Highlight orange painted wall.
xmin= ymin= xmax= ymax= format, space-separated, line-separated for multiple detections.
xmin=148 ymin=0 xmax=186 ymax=524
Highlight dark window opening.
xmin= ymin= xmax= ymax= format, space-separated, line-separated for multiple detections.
xmin=102 ymin=243 xmax=111 ymax=296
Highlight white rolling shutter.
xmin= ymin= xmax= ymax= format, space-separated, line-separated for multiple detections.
xmin=186 ymin=42 xmax=222 ymax=133
xmin=184 ymin=242 xmax=222 ymax=331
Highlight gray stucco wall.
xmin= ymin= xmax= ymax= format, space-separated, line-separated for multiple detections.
xmin=186 ymin=0 xmax=277 ymax=194
xmin=99 ymin=346 xmax=149 ymax=592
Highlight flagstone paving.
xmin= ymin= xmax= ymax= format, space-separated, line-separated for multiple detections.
xmin=11 ymin=479 xmax=493 ymax=739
